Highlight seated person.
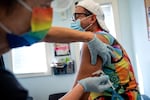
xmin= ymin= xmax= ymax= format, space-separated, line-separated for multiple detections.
xmin=72 ymin=0 xmax=141 ymax=100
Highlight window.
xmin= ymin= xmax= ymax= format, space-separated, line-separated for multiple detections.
xmin=101 ymin=4 xmax=116 ymax=38
xmin=6 ymin=42 xmax=53 ymax=78
xmin=12 ymin=43 xmax=47 ymax=74
xmin=94 ymin=0 xmax=121 ymax=39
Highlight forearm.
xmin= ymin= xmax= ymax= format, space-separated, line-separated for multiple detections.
xmin=43 ymin=26 xmax=94 ymax=43
xmin=59 ymin=84 xmax=84 ymax=100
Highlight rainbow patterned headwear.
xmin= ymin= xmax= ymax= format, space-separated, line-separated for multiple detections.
xmin=0 ymin=0 xmax=53 ymax=48
xmin=22 ymin=7 xmax=53 ymax=44
xmin=18 ymin=0 xmax=53 ymax=44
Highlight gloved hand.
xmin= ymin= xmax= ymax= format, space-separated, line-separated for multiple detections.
xmin=87 ymin=34 xmax=114 ymax=65
xmin=78 ymin=75 xmax=111 ymax=92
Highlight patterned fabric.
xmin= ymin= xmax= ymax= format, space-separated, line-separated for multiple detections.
xmin=22 ymin=7 xmax=53 ymax=43
xmin=6 ymin=7 xmax=53 ymax=49
xmin=89 ymin=31 xmax=141 ymax=100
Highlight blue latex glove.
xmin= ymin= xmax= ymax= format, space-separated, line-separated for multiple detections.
xmin=87 ymin=34 xmax=114 ymax=65
xmin=78 ymin=75 xmax=111 ymax=92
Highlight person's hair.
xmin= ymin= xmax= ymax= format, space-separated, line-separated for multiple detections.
xmin=0 ymin=0 xmax=17 ymax=14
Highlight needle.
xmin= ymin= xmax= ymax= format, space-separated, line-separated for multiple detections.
xmin=92 ymin=70 xmax=115 ymax=90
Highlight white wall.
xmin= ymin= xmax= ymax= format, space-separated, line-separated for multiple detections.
xmin=128 ymin=0 xmax=150 ymax=96
xmin=19 ymin=74 xmax=75 ymax=100
xmin=117 ymin=0 xmax=138 ymax=79
xmin=118 ymin=0 xmax=150 ymax=96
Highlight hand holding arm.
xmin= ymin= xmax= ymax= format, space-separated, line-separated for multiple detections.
xmin=78 ymin=75 xmax=111 ymax=92
xmin=59 ymin=75 xmax=111 ymax=100
xmin=87 ymin=34 xmax=114 ymax=65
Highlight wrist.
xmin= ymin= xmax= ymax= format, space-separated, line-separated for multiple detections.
xmin=85 ymin=32 xmax=94 ymax=42
xmin=77 ymin=83 xmax=85 ymax=92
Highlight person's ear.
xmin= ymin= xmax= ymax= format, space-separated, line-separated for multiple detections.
xmin=91 ymin=15 xmax=97 ymax=24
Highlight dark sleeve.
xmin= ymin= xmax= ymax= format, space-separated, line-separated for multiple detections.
xmin=0 ymin=56 xmax=5 ymax=69
xmin=0 ymin=69 xmax=28 ymax=100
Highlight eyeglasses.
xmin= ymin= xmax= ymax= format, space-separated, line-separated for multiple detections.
xmin=72 ymin=13 xmax=92 ymax=21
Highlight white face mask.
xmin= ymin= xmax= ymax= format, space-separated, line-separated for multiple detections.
xmin=70 ymin=15 xmax=93 ymax=31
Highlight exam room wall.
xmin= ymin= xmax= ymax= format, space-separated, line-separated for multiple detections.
xmin=17 ymin=0 xmax=150 ymax=100
xmin=118 ymin=0 xmax=150 ymax=96
xmin=128 ymin=0 xmax=150 ymax=96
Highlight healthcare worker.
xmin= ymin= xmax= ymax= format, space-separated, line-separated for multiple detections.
xmin=0 ymin=0 xmax=113 ymax=99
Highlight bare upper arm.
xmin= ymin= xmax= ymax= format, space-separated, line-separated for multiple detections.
xmin=73 ymin=43 xmax=103 ymax=100
xmin=75 ymin=43 xmax=102 ymax=82
xmin=73 ymin=34 xmax=109 ymax=100
xmin=74 ymin=33 xmax=109 ymax=84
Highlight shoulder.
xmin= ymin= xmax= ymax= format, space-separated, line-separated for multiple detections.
xmin=95 ymin=31 xmax=115 ymax=45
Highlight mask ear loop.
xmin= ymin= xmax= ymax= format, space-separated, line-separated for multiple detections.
xmin=17 ymin=0 xmax=32 ymax=12
xmin=0 ymin=22 xmax=12 ymax=33
xmin=84 ymin=23 xmax=93 ymax=31
xmin=81 ymin=15 xmax=94 ymax=31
